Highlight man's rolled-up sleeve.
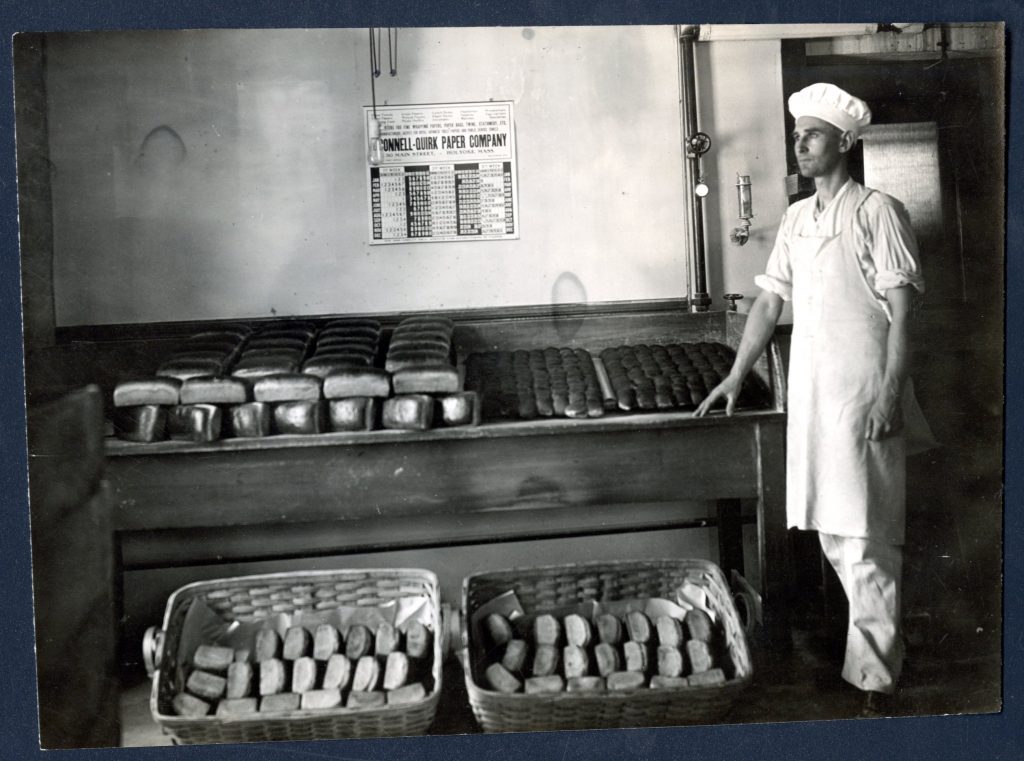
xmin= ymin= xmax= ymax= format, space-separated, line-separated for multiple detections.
xmin=872 ymin=201 xmax=925 ymax=295
xmin=754 ymin=212 xmax=794 ymax=301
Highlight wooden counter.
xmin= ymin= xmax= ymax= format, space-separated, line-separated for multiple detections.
xmin=86 ymin=304 xmax=792 ymax=643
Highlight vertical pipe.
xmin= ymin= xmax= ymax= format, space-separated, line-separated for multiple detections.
xmin=678 ymin=25 xmax=711 ymax=312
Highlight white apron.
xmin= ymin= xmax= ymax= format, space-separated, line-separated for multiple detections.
xmin=786 ymin=190 xmax=909 ymax=545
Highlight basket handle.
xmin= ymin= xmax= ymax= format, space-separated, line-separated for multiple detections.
xmin=142 ymin=626 xmax=165 ymax=677
xmin=730 ymin=570 xmax=763 ymax=636
xmin=440 ymin=603 xmax=465 ymax=660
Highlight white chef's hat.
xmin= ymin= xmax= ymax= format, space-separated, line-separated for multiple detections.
xmin=788 ymin=83 xmax=872 ymax=139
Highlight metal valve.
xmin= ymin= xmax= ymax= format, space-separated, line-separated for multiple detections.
xmin=686 ymin=132 xmax=712 ymax=157
xmin=724 ymin=293 xmax=744 ymax=312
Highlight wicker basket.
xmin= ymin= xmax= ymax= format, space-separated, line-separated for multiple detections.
xmin=147 ymin=568 xmax=443 ymax=744
xmin=460 ymin=558 xmax=752 ymax=733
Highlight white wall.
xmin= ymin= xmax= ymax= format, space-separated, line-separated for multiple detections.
xmin=696 ymin=40 xmax=792 ymax=321
xmin=45 ymin=27 xmax=689 ymax=326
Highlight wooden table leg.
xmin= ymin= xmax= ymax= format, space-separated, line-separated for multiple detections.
xmin=756 ymin=421 xmax=792 ymax=649
xmin=715 ymin=498 xmax=744 ymax=578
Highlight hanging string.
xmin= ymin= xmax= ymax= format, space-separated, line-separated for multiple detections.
xmin=368 ymin=27 xmax=378 ymax=117
xmin=388 ymin=28 xmax=398 ymax=76
xmin=375 ymin=28 xmax=382 ymax=77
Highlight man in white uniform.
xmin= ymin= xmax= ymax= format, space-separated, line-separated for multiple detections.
xmin=696 ymin=83 xmax=924 ymax=717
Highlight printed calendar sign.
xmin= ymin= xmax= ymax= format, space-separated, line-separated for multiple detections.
xmin=365 ymin=101 xmax=519 ymax=244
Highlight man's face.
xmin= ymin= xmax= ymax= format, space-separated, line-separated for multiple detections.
xmin=792 ymin=116 xmax=848 ymax=178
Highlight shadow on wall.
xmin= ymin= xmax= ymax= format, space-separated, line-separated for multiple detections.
xmin=136 ymin=125 xmax=187 ymax=168
xmin=550 ymin=271 xmax=587 ymax=343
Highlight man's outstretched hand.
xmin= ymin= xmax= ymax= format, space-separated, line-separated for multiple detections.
xmin=694 ymin=375 xmax=742 ymax=417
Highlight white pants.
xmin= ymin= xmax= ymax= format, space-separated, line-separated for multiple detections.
xmin=819 ymin=532 xmax=904 ymax=694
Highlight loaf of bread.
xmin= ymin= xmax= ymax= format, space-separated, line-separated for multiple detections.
xmin=173 ymin=692 xmax=211 ymax=717
xmin=254 ymin=629 xmax=282 ymax=662
xmin=594 ymin=642 xmax=621 ymax=677
xmin=388 ymin=336 xmax=451 ymax=354
xmin=322 ymin=368 xmax=391 ymax=399
xmin=626 ymin=611 xmax=652 ymax=643
xmin=564 ymin=614 xmax=592 ymax=648
xmin=316 ymin=330 xmax=378 ymax=345
xmin=273 ymin=400 xmax=325 ymax=435
xmin=234 ymin=649 xmax=251 ymax=663
xmin=404 ymin=621 xmax=432 ymax=659
xmin=304 ymin=356 xmax=372 ymax=376
xmin=186 ymin=670 xmax=227 ymax=701
xmin=259 ymin=692 xmax=301 ymax=712
xmin=525 ymin=675 xmax=565 ymax=694
xmin=656 ymin=616 xmax=684 ymax=648
xmin=596 ymin=614 xmax=623 ymax=645
xmin=113 ymin=377 xmax=181 ymax=407
xmin=383 ymin=651 xmax=410 ymax=690
xmin=302 ymin=689 xmax=343 ymax=710
xmin=226 ymin=662 xmax=253 ymax=699
xmin=485 ymin=662 xmax=522 ymax=693
xmin=321 ymin=325 xmax=380 ymax=340
xmin=311 ymin=338 xmax=377 ymax=357
xmin=686 ymin=640 xmax=714 ymax=674
xmin=533 ymin=614 xmax=561 ymax=646
xmin=345 ymin=625 xmax=373 ymax=660
xmin=685 ymin=609 xmax=714 ymax=643
xmin=346 ymin=691 xmax=386 ymax=708
xmin=315 ymin=342 xmax=377 ymax=361
xmin=375 ymin=622 xmax=402 ymax=656
xmin=327 ymin=398 xmax=377 ymax=432
xmin=386 ymin=355 xmax=451 ymax=374
xmin=387 ymin=682 xmax=426 ymax=705
xmin=322 ymin=318 xmax=381 ymax=333
xmin=567 ymin=676 xmax=605 ymax=692
xmin=657 ymin=646 xmax=684 ymax=678
xmin=382 ymin=395 xmax=435 ymax=431
xmin=180 ymin=376 xmax=251 ymax=405
xmin=532 ymin=644 xmax=560 ymax=677
xmin=282 ymin=627 xmax=311 ymax=660
xmin=501 ymin=639 xmax=528 ymax=674
xmin=157 ymin=358 xmax=224 ymax=381
xmin=253 ymin=374 xmax=322 ymax=403
xmin=232 ymin=362 xmax=301 ymax=379
xmin=563 ymin=645 xmax=589 ymax=679
xmin=352 ymin=656 xmax=381 ymax=691
xmin=606 ymin=671 xmax=646 ymax=691
xmin=167 ymin=404 xmax=222 ymax=443
xmin=313 ymin=624 xmax=341 ymax=661
xmin=193 ymin=644 xmax=234 ymax=672
xmin=650 ymin=675 xmax=689 ymax=689
xmin=437 ymin=391 xmax=480 ymax=427
xmin=385 ymin=334 xmax=448 ymax=352
xmin=234 ymin=346 xmax=305 ymax=362
xmin=321 ymin=654 xmax=352 ymax=691
xmin=259 ymin=659 xmax=287 ymax=696
xmin=484 ymin=613 xmax=514 ymax=648
xmin=228 ymin=402 xmax=272 ymax=437
xmin=392 ymin=366 xmax=460 ymax=395
xmin=113 ymin=405 xmax=167 ymax=443
xmin=291 ymin=656 xmax=317 ymax=692
xmin=623 ymin=641 xmax=648 ymax=673
xmin=686 ymin=667 xmax=726 ymax=686
xmin=394 ymin=315 xmax=454 ymax=331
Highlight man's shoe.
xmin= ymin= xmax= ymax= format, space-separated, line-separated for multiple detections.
xmin=860 ymin=690 xmax=895 ymax=718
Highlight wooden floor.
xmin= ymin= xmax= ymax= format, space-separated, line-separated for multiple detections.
xmin=119 ymin=625 xmax=1001 ymax=747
